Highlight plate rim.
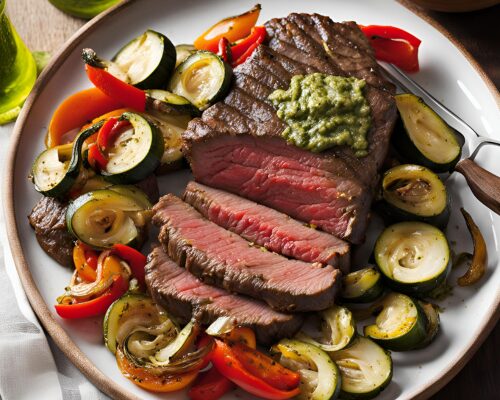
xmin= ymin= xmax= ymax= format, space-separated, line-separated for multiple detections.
xmin=3 ymin=1 xmax=499 ymax=399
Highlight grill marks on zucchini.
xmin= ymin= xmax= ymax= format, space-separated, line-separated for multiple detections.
xmin=393 ymin=94 xmax=462 ymax=172
xmin=380 ymin=164 xmax=450 ymax=228
xmin=374 ymin=222 xmax=451 ymax=296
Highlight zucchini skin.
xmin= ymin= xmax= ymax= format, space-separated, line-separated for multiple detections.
xmin=32 ymin=122 xmax=103 ymax=198
xmin=392 ymin=95 xmax=462 ymax=172
xmin=113 ymin=30 xmax=176 ymax=90
xmin=101 ymin=113 xmax=164 ymax=184
xmin=376 ymin=200 xmax=450 ymax=230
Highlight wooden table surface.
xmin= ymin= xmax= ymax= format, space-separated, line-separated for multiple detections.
xmin=6 ymin=0 xmax=499 ymax=399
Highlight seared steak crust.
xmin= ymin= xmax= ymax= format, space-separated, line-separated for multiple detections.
xmin=182 ymin=14 xmax=397 ymax=243
xmin=145 ymin=246 xmax=303 ymax=344
xmin=184 ymin=181 xmax=350 ymax=272
xmin=153 ymin=194 xmax=341 ymax=312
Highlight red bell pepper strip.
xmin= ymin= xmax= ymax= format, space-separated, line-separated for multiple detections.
xmin=188 ymin=367 xmax=235 ymax=400
xmin=96 ymin=117 xmax=131 ymax=152
xmin=194 ymin=4 xmax=261 ymax=53
xmin=55 ymin=275 xmax=128 ymax=319
xmin=111 ymin=244 xmax=147 ymax=287
xmin=231 ymin=26 xmax=266 ymax=61
xmin=85 ymin=64 xmax=146 ymax=111
xmin=230 ymin=342 xmax=300 ymax=391
xmin=217 ymin=37 xmax=232 ymax=64
xmin=359 ymin=25 xmax=421 ymax=73
xmin=360 ymin=25 xmax=421 ymax=48
xmin=87 ymin=143 xmax=108 ymax=170
xmin=210 ymin=339 xmax=300 ymax=400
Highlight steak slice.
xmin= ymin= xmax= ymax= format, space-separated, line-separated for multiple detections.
xmin=184 ymin=181 xmax=350 ymax=272
xmin=28 ymin=196 xmax=73 ymax=267
xmin=153 ymin=194 xmax=341 ymax=312
xmin=145 ymin=246 xmax=303 ymax=344
xmin=182 ymin=13 xmax=397 ymax=244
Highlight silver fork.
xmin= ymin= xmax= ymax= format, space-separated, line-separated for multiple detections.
xmin=379 ymin=62 xmax=500 ymax=215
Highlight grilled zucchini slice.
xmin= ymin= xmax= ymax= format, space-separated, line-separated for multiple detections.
xmin=100 ymin=112 xmax=164 ymax=184
xmin=379 ymin=164 xmax=450 ymax=228
xmin=374 ymin=222 xmax=451 ymax=296
xmin=66 ymin=188 xmax=152 ymax=249
xmin=175 ymin=44 xmax=196 ymax=67
xmin=145 ymin=89 xmax=200 ymax=117
xmin=112 ymin=30 xmax=176 ymax=89
xmin=296 ymin=305 xmax=355 ymax=352
xmin=393 ymin=93 xmax=462 ymax=172
xmin=31 ymin=122 xmax=103 ymax=197
xmin=168 ymin=51 xmax=232 ymax=110
xmin=273 ymin=339 xmax=341 ymax=400
xmin=341 ymin=267 xmax=384 ymax=303
xmin=364 ymin=292 xmax=428 ymax=351
xmin=330 ymin=336 xmax=392 ymax=400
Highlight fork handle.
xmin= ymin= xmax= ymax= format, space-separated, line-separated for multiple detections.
xmin=455 ymin=158 xmax=500 ymax=215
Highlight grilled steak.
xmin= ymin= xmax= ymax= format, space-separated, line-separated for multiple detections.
xmin=184 ymin=181 xmax=350 ymax=272
xmin=145 ymin=246 xmax=303 ymax=344
xmin=182 ymin=14 xmax=397 ymax=244
xmin=153 ymin=194 xmax=341 ymax=312
xmin=28 ymin=196 xmax=73 ymax=267
xmin=28 ymin=175 xmax=160 ymax=267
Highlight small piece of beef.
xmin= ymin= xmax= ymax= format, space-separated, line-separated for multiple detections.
xmin=182 ymin=14 xmax=397 ymax=244
xmin=134 ymin=174 xmax=160 ymax=203
xmin=183 ymin=181 xmax=350 ymax=272
xmin=28 ymin=196 xmax=73 ymax=267
xmin=153 ymin=194 xmax=340 ymax=312
xmin=145 ymin=246 xmax=303 ymax=344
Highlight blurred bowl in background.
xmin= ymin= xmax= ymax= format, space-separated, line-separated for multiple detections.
xmin=407 ymin=0 xmax=499 ymax=12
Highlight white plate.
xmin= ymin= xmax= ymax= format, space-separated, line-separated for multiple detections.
xmin=5 ymin=0 xmax=500 ymax=399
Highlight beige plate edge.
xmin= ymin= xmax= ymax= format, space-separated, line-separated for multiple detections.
xmin=3 ymin=1 xmax=499 ymax=399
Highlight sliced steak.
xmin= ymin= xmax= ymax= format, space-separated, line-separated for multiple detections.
xmin=28 ymin=196 xmax=73 ymax=267
xmin=145 ymin=246 xmax=303 ymax=344
xmin=182 ymin=14 xmax=397 ymax=243
xmin=153 ymin=194 xmax=340 ymax=312
xmin=184 ymin=181 xmax=350 ymax=272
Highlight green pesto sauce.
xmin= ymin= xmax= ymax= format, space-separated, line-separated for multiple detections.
xmin=268 ymin=73 xmax=371 ymax=156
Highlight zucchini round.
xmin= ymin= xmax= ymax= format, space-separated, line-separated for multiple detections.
xmin=145 ymin=89 xmax=200 ymax=117
xmin=363 ymin=292 xmax=428 ymax=351
xmin=273 ymin=339 xmax=341 ymax=400
xmin=151 ymin=320 xmax=198 ymax=365
xmin=31 ymin=122 xmax=103 ymax=197
xmin=393 ymin=93 xmax=462 ymax=172
xmin=175 ymin=44 xmax=196 ymax=67
xmin=100 ymin=112 xmax=164 ymax=184
xmin=341 ymin=267 xmax=384 ymax=303
xmin=374 ymin=222 xmax=451 ymax=296
xmin=380 ymin=164 xmax=450 ymax=228
xmin=112 ymin=30 xmax=176 ymax=89
xmin=168 ymin=50 xmax=233 ymax=110
xmin=296 ymin=305 xmax=355 ymax=352
xmin=104 ymin=292 xmax=172 ymax=354
xmin=330 ymin=336 xmax=392 ymax=400
xmin=66 ymin=188 xmax=151 ymax=249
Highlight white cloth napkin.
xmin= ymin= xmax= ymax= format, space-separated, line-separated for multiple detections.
xmin=0 ymin=123 xmax=109 ymax=400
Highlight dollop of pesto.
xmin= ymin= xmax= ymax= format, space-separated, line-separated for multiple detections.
xmin=268 ymin=73 xmax=371 ymax=156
